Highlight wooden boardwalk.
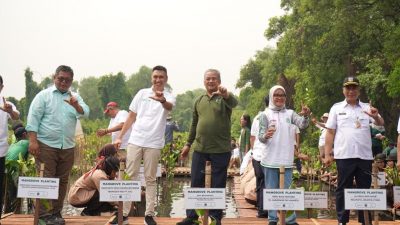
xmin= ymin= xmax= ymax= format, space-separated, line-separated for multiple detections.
xmin=1 ymin=214 xmax=400 ymax=225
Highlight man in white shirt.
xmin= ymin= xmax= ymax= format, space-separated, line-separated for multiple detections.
xmin=0 ymin=75 xmax=20 ymax=219
xmin=115 ymin=65 xmax=175 ymax=225
xmin=97 ymin=101 xmax=132 ymax=159
xmin=324 ymin=76 xmax=384 ymax=225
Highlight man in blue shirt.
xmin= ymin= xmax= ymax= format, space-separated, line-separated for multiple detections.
xmin=26 ymin=65 xmax=89 ymax=225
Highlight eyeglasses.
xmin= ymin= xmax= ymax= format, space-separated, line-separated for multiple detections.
xmin=56 ymin=76 xmax=73 ymax=84
xmin=344 ymin=85 xmax=359 ymax=90
xmin=273 ymin=94 xmax=286 ymax=98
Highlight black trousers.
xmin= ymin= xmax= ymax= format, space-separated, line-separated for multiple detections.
xmin=186 ymin=151 xmax=231 ymax=220
xmin=0 ymin=157 xmax=5 ymax=219
xmin=252 ymin=159 xmax=266 ymax=212
xmin=335 ymin=158 xmax=372 ymax=224
xmin=71 ymin=190 xmax=114 ymax=215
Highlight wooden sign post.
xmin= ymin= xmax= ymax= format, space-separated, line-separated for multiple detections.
xmin=34 ymin=163 xmax=45 ymax=225
xmin=202 ymin=161 xmax=212 ymax=225
xmin=372 ymin=163 xmax=379 ymax=225
xmin=118 ymin=162 xmax=125 ymax=225
xmin=279 ymin=166 xmax=286 ymax=225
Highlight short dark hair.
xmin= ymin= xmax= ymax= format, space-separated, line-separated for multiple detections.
xmin=0 ymin=75 xmax=3 ymax=85
xmin=55 ymin=65 xmax=74 ymax=78
xmin=152 ymin=65 xmax=167 ymax=74
xmin=12 ymin=121 xmax=24 ymax=131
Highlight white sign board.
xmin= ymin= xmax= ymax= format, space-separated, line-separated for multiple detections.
xmin=140 ymin=163 xmax=162 ymax=186
xmin=264 ymin=189 xmax=304 ymax=210
xmin=304 ymin=192 xmax=328 ymax=209
xmin=344 ymin=189 xmax=386 ymax=210
xmin=393 ymin=186 xmax=400 ymax=203
xmin=100 ymin=180 xmax=141 ymax=202
xmin=184 ymin=188 xmax=225 ymax=209
xmin=377 ymin=172 xmax=385 ymax=186
xmin=18 ymin=177 xmax=59 ymax=199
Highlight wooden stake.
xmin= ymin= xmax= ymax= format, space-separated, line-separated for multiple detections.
xmin=118 ymin=162 xmax=125 ymax=225
xmin=34 ymin=163 xmax=45 ymax=225
xmin=372 ymin=163 xmax=379 ymax=225
xmin=203 ymin=161 xmax=211 ymax=225
xmin=279 ymin=166 xmax=285 ymax=225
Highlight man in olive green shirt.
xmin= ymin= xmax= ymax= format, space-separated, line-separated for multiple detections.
xmin=178 ymin=69 xmax=238 ymax=225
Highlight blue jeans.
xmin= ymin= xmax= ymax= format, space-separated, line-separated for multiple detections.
xmin=263 ymin=166 xmax=297 ymax=224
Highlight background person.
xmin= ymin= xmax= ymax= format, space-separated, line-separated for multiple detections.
xmin=312 ymin=113 xmax=329 ymax=161
xmin=239 ymin=114 xmax=251 ymax=160
xmin=68 ymin=155 xmax=120 ymax=216
xmin=6 ymin=126 xmax=29 ymax=161
xmin=26 ymin=65 xmax=90 ymax=225
xmin=0 ymin=75 xmax=20 ymax=220
xmin=97 ymin=101 xmax=132 ymax=160
xmin=165 ymin=115 xmax=180 ymax=145
xmin=396 ymin=115 xmax=400 ymax=170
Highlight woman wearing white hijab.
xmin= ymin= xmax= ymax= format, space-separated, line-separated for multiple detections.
xmin=258 ymin=85 xmax=311 ymax=225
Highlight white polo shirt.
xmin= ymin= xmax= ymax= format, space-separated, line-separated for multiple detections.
xmin=0 ymin=99 xmax=18 ymax=157
xmin=108 ymin=110 xmax=132 ymax=149
xmin=326 ymin=100 xmax=376 ymax=160
xmin=128 ymin=87 xmax=176 ymax=149
xmin=397 ymin=115 xmax=400 ymax=133
xmin=250 ymin=112 xmax=263 ymax=161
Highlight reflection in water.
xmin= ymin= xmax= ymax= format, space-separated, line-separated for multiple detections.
xmin=157 ymin=177 xmax=238 ymax=218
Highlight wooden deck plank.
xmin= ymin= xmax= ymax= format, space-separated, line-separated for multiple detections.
xmin=2 ymin=215 xmax=400 ymax=225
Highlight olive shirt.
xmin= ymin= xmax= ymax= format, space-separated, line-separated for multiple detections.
xmin=187 ymin=93 xmax=238 ymax=154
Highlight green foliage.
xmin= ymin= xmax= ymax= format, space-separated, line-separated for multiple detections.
xmin=80 ymin=118 xmax=109 ymax=135
xmin=126 ymin=65 xmax=153 ymax=98
xmin=194 ymin=209 xmax=216 ymax=225
xmin=386 ymin=167 xmax=400 ymax=186
xmin=98 ymin=72 xmax=131 ymax=109
xmin=24 ymin=67 xmax=42 ymax=117
xmin=79 ymin=76 xmax=104 ymax=119
xmin=161 ymin=132 xmax=188 ymax=179
xmin=172 ymin=89 xmax=205 ymax=132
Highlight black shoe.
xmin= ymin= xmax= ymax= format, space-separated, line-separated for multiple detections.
xmin=287 ymin=223 xmax=299 ymax=225
xmin=176 ymin=217 xmax=197 ymax=225
xmin=144 ymin=215 xmax=157 ymax=225
xmin=39 ymin=214 xmax=55 ymax=225
xmin=257 ymin=211 xmax=268 ymax=218
xmin=268 ymin=222 xmax=277 ymax=225
xmin=80 ymin=208 xmax=100 ymax=216
xmin=109 ymin=212 xmax=129 ymax=225
xmin=51 ymin=212 xmax=65 ymax=225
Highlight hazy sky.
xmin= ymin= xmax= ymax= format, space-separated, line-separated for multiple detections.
xmin=0 ymin=0 xmax=283 ymax=100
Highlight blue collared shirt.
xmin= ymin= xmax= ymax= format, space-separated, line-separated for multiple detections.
xmin=26 ymin=86 xmax=89 ymax=149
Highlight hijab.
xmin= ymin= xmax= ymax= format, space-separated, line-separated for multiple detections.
xmin=268 ymin=85 xmax=286 ymax=111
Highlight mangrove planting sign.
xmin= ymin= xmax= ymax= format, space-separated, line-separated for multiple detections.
xmin=18 ymin=177 xmax=59 ymax=199
xmin=100 ymin=180 xmax=141 ymax=202
xmin=184 ymin=188 xmax=225 ymax=209
xmin=344 ymin=189 xmax=386 ymax=210
xmin=263 ymin=189 xmax=304 ymax=210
